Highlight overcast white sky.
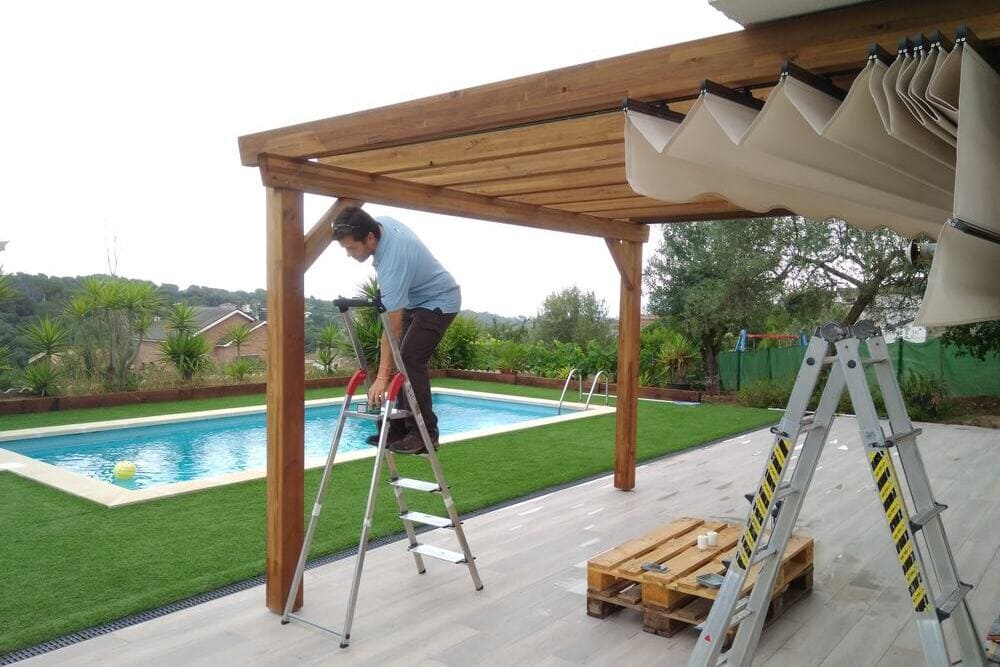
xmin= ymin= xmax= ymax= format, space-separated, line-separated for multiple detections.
xmin=0 ymin=1 xmax=738 ymax=318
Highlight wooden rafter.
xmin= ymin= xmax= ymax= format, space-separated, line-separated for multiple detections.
xmin=259 ymin=155 xmax=649 ymax=242
xmin=303 ymin=198 xmax=364 ymax=271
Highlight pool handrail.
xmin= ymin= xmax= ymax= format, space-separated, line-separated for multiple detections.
xmin=557 ymin=368 xmax=583 ymax=415
xmin=585 ymin=370 xmax=610 ymax=410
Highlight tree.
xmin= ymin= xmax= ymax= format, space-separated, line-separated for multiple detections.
xmin=225 ymin=322 xmax=253 ymax=359
xmin=64 ymin=277 xmax=163 ymax=390
xmin=0 ymin=241 xmax=15 ymax=303
xmin=533 ymin=286 xmax=611 ymax=346
xmin=785 ymin=218 xmax=926 ymax=328
xmin=645 ymin=219 xmax=790 ymax=389
xmin=941 ymin=320 xmax=1000 ymax=361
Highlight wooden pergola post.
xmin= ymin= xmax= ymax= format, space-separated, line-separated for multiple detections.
xmin=265 ymin=187 xmax=305 ymax=613
xmin=606 ymin=239 xmax=643 ymax=490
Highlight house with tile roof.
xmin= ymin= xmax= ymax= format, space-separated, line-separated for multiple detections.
xmin=136 ymin=303 xmax=267 ymax=366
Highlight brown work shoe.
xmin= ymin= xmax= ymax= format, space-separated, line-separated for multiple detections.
xmin=388 ymin=432 xmax=438 ymax=455
xmin=365 ymin=430 xmax=406 ymax=447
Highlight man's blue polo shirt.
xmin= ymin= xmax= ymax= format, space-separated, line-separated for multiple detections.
xmin=372 ymin=216 xmax=461 ymax=313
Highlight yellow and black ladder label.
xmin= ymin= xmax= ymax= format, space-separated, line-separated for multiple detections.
xmin=868 ymin=449 xmax=929 ymax=612
xmin=736 ymin=437 xmax=791 ymax=570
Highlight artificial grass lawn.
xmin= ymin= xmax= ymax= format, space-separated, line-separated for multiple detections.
xmin=0 ymin=380 xmax=776 ymax=655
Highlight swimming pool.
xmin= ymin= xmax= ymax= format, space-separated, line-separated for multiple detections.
xmin=0 ymin=391 xmax=594 ymax=492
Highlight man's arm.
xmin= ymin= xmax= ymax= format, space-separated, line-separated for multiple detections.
xmin=368 ymin=309 xmax=404 ymax=406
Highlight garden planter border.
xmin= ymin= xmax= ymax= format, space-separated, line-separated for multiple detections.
xmin=0 ymin=369 xmax=699 ymax=416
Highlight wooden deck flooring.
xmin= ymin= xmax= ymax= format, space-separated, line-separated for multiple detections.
xmin=18 ymin=417 xmax=1000 ymax=666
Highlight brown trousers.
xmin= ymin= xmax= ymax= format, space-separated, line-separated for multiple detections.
xmin=391 ymin=307 xmax=456 ymax=437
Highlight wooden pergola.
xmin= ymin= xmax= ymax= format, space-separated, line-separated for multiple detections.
xmin=238 ymin=0 xmax=1000 ymax=613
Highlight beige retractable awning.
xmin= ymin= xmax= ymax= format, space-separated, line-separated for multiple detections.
xmin=626 ymin=34 xmax=1000 ymax=327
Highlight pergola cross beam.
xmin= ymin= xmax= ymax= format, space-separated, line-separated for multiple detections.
xmin=259 ymin=154 xmax=649 ymax=243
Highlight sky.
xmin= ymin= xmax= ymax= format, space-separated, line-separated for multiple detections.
xmin=0 ymin=1 xmax=739 ymax=318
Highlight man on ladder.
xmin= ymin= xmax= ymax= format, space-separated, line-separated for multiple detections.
xmin=333 ymin=206 xmax=460 ymax=454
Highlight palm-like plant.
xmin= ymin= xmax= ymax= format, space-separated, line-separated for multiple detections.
xmin=21 ymin=317 xmax=69 ymax=360
xmin=225 ymin=322 xmax=253 ymax=359
xmin=22 ymin=360 xmax=59 ymax=396
xmin=315 ymin=324 xmax=346 ymax=373
xmin=657 ymin=331 xmax=699 ymax=386
xmin=65 ymin=277 xmax=162 ymax=390
xmin=160 ymin=331 xmax=211 ymax=381
xmin=225 ymin=356 xmax=258 ymax=382
xmin=166 ymin=303 xmax=199 ymax=335
xmin=335 ymin=277 xmax=382 ymax=369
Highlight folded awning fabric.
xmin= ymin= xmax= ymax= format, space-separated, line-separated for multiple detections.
xmin=626 ymin=37 xmax=1000 ymax=327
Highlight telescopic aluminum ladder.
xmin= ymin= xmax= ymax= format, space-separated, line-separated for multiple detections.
xmin=280 ymin=295 xmax=482 ymax=648
xmin=689 ymin=320 xmax=988 ymax=667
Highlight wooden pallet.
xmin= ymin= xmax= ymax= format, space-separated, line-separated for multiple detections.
xmin=587 ymin=517 xmax=813 ymax=639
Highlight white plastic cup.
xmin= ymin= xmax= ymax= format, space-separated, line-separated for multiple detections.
xmin=697 ymin=534 xmax=709 ymax=550
xmin=707 ymin=531 xmax=719 ymax=547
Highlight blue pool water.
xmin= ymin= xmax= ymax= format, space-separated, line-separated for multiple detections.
xmin=2 ymin=393 xmax=562 ymax=490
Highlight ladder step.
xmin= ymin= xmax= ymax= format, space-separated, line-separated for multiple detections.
xmin=800 ymin=419 xmax=825 ymax=432
xmin=751 ymin=546 xmax=778 ymax=566
xmin=400 ymin=511 xmax=453 ymax=528
xmin=410 ymin=544 xmax=466 ymax=563
xmin=861 ymin=357 xmax=890 ymax=366
xmin=774 ymin=484 xmax=801 ymax=501
xmin=391 ymin=478 xmax=440 ymax=493
xmin=343 ymin=409 xmax=412 ymax=422
xmin=935 ymin=582 xmax=973 ymax=621
xmin=909 ymin=502 xmax=947 ymax=533
xmin=885 ymin=428 xmax=922 ymax=447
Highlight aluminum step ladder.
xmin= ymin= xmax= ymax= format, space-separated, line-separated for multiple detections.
xmin=688 ymin=320 xmax=988 ymax=667
xmin=281 ymin=295 xmax=482 ymax=648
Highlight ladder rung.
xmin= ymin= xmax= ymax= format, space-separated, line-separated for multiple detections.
xmin=751 ymin=546 xmax=778 ymax=565
xmin=400 ymin=511 xmax=453 ymax=528
xmin=861 ymin=357 xmax=889 ymax=365
xmin=935 ymin=582 xmax=973 ymax=621
xmin=391 ymin=478 xmax=440 ymax=493
xmin=909 ymin=502 xmax=947 ymax=532
xmin=344 ymin=409 xmax=412 ymax=422
xmin=800 ymin=419 xmax=825 ymax=433
xmin=885 ymin=428 xmax=922 ymax=447
xmin=695 ymin=597 xmax=751 ymax=632
xmin=774 ymin=484 xmax=801 ymax=501
xmin=410 ymin=544 xmax=466 ymax=563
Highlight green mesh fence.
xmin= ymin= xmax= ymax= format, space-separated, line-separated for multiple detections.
xmin=719 ymin=338 xmax=1000 ymax=396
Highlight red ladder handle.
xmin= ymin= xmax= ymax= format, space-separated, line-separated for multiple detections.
xmin=386 ymin=374 xmax=406 ymax=402
xmin=345 ymin=369 xmax=367 ymax=396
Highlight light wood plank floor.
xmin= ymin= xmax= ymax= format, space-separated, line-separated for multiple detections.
xmin=19 ymin=417 xmax=999 ymax=666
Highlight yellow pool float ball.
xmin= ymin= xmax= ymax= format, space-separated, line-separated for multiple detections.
xmin=113 ymin=461 xmax=137 ymax=480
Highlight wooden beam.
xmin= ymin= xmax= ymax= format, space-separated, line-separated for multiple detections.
xmin=605 ymin=239 xmax=635 ymax=292
xmin=259 ymin=155 xmax=649 ymax=243
xmin=321 ymin=112 xmax=622 ymax=174
xmin=460 ymin=165 xmax=625 ymax=197
xmin=383 ymin=142 xmax=623 ymax=187
xmin=238 ymin=0 xmax=1000 ymax=165
xmin=611 ymin=240 xmax=642 ymax=491
xmin=265 ymin=187 xmax=305 ymax=614
xmin=303 ymin=197 xmax=364 ymax=271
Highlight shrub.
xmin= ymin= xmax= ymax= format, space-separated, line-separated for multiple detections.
xmin=436 ymin=315 xmax=481 ymax=370
xmin=159 ymin=332 xmax=212 ymax=381
xmin=225 ymin=357 xmax=260 ymax=383
xmin=900 ymin=370 xmax=951 ymax=421
xmin=657 ymin=331 xmax=700 ymax=385
xmin=491 ymin=340 xmax=527 ymax=373
xmin=736 ymin=379 xmax=792 ymax=409
xmin=22 ymin=360 xmax=59 ymax=397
